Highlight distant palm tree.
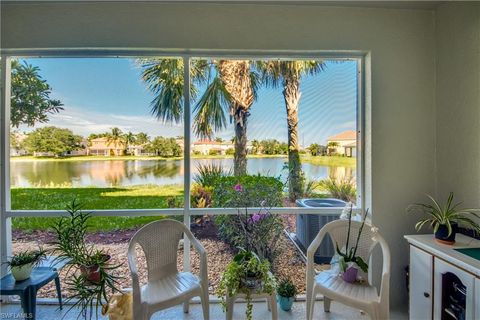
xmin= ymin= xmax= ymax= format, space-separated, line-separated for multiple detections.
xmin=327 ymin=141 xmax=340 ymax=155
xmin=139 ymin=58 xmax=258 ymax=175
xmin=135 ymin=132 xmax=150 ymax=145
xmin=123 ymin=131 xmax=136 ymax=155
xmin=106 ymin=127 xmax=125 ymax=155
xmin=258 ymin=60 xmax=326 ymax=201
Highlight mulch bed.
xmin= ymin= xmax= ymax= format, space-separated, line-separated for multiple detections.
xmin=11 ymin=216 xmax=322 ymax=299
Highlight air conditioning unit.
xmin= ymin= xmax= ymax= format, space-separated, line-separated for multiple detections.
xmin=295 ymin=198 xmax=347 ymax=263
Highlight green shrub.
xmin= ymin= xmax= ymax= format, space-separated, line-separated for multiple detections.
xmin=212 ymin=175 xmax=283 ymax=208
xmin=319 ymin=177 xmax=356 ymax=202
xmin=213 ymin=175 xmax=284 ymax=262
xmin=208 ymin=149 xmax=221 ymax=156
xmin=225 ymin=148 xmax=235 ymax=155
xmin=191 ymin=184 xmax=213 ymax=208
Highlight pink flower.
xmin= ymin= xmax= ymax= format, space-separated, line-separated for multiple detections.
xmin=234 ymin=184 xmax=243 ymax=192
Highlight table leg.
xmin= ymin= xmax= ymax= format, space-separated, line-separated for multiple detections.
xmin=54 ymin=275 xmax=63 ymax=309
xmin=20 ymin=288 xmax=36 ymax=319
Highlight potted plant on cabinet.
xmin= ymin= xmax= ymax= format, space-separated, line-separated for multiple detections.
xmin=276 ymin=278 xmax=297 ymax=311
xmin=50 ymin=199 xmax=122 ymax=319
xmin=407 ymin=192 xmax=480 ymax=244
xmin=4 ymin=249 xmax=46 ymax=281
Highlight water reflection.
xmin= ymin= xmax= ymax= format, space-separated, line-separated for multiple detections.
xmin=10 ymin=158 xmax=355 ymax=188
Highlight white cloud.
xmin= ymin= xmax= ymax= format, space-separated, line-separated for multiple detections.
xmin=17 ymin=105 xmax=184 ymax=138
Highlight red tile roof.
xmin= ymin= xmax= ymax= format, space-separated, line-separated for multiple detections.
xmin=327 ymin=130 xmax=356 ymax=141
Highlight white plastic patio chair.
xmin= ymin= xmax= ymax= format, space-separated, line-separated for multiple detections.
xmin=127 ymin=219 xmax=209 ymax=320
xmin=306 ymin=219 xmax=390 ymax=320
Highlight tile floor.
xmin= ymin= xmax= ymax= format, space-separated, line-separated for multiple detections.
xmin=0 ymin=299 xmax=407 ymax=320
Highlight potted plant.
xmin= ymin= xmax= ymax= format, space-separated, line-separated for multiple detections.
xmin=335 ymin=205 xmax=369 ymax=283
xmin=276 ymin=278 xmax=297 ymax=311
xmin=217 ymin=183 xmax=278 ymax=320
xmin=50 ymin=199 xmax=122 ymax=319
xmin=4 ymin=249 xmax=46 ymax=281
xmin=217 ymin=249 xmax=276 ymax=320
xmin=407 ymin=192 xmax=480 ymax=244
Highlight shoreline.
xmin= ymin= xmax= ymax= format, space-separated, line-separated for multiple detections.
xmin=10 ymin=154 xmax=356 ymax=167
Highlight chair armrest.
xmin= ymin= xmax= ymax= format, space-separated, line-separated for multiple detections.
xmin=127 ymin=243 xmax=142 ymax=306
xmin=184 ymin=229 xmax=208 ymax=286
xmin=378 ymin=237 xmax=391 ymax=302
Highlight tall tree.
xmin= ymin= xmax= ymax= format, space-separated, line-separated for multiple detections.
xmin=258 ymin=60 xmax=325 ymax=200
xmin=106 ymin=127 xmax=125 ymax=149
xmin=139 ymin=58 xmax=258 ymax=175
xmin=10 ymin=60 xmax=63 ymax=128
xmin=135 ymin=132 xmax=150 ymax=145
xmin=123 ymin=131 xmax=136 ymax=155
xmin=23 ymin=126 xmax=82 ymax=156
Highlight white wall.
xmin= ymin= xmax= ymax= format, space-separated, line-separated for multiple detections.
xmin=435 ymin=3 xmax=480 ymax=209
xmin=1 ymin=2 xmax=437 ymax=307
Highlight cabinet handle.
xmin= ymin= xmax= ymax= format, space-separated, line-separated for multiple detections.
xmin=423 ymin=292 xmax=430 ymax=298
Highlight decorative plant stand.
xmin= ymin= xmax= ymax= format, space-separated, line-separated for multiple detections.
xmin=225 ymin=290 xmax=278 ymax=320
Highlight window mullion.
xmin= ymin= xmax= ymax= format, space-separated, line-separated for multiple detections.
xmin=182 ymin=56 xmax=191 ymax=272
xmin=0 ymin=56 xmax=12 ymax=278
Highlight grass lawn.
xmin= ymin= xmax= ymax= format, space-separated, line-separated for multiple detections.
xmin=300 ymin=155 xmax=356 ymax=167
xmin=11 ymin=185 xmax=183 ymax=232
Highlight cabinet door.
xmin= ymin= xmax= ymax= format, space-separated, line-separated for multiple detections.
xmin=410 ymin=246 xmax=433 ymax=320
xmin=434 ymin=259 xmax=475 ymax=320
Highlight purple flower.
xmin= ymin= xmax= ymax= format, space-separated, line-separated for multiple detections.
xmin=234 ymin=184 xmax=243 ymax=192
xmin=251 ymin=213 xmax=262 ymax=223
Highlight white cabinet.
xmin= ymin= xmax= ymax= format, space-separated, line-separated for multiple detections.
xmin=434 ymin=258 xmax=475 ymax=320
xmin=409 ymin=246 xmax=433 ymax=320
xmin=475 ymin=278 xmax=480 ymax=320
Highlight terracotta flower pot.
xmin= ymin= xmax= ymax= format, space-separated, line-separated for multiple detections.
xmin=80 ymin=254 xmax=111 ymax=283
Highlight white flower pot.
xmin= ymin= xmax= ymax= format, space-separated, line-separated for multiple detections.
xmin=11 ymin=263 xmax=33 ymax=281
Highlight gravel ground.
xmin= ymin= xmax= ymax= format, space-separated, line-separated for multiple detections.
xmin=11 ymin=216 xmax=325 ymax=299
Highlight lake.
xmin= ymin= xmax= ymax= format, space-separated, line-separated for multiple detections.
xmin=10 ymin=158 xmax=355 ymax=188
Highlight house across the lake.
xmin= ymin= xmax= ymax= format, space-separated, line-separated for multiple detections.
xmin=192 ymin=140 xmax=234 ymax=155
xmin=87 ymin=137 xmax=126 ymax=156
xmin=326 ymin=130 xmax=357 ymax=157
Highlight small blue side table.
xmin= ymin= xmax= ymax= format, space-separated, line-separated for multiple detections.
xmin=0 ymin=257 xmax=68 ymax=320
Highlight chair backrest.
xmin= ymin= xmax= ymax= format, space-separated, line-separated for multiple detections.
xmin=322 ymin=219 xmax=381 ymax=280
xmin=326 ymin=219 xmax=377 ymax=261
xmin=128 ymin=219 xmax=186 ymax=281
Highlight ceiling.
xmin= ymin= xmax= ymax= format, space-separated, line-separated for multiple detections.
xmin=2 ymin=0 xmax=446 ymax=10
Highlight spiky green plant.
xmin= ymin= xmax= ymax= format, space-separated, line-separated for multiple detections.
xmin=407 ymin=192 xmax=480 ymax=236
xmin=319 ymin=177 xmax=356 ymax=202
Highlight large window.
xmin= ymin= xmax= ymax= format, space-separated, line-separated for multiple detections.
xmin=2 ymin=53 xmax=363 ymax=296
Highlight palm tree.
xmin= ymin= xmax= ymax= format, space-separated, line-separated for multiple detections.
xmin=258 ymin=60 xmax=326 ymax=201
xmin=139 ymin=58 xmax=258 ymax=175
xmin=135 ymin=132 xmax=150 ymax=145
xmin=123 ymin=131 xmax=136 ymax=155
xmin=327 ymin=141 xmax=340 ymax=155
xmin=106 ymin=127 xmax=125 ymax=155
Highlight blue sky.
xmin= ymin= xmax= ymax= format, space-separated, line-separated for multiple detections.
xmin=18 ymin=58 xmax=357 ymax=146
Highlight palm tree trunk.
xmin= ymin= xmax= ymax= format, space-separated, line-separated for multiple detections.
xmin=218 ymin=60 xmax=254 ymax=176
xmin=283 ymin=76 xmax=303 ymax=201
xmin=233 ymin=106 xmax=248 ymax=175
